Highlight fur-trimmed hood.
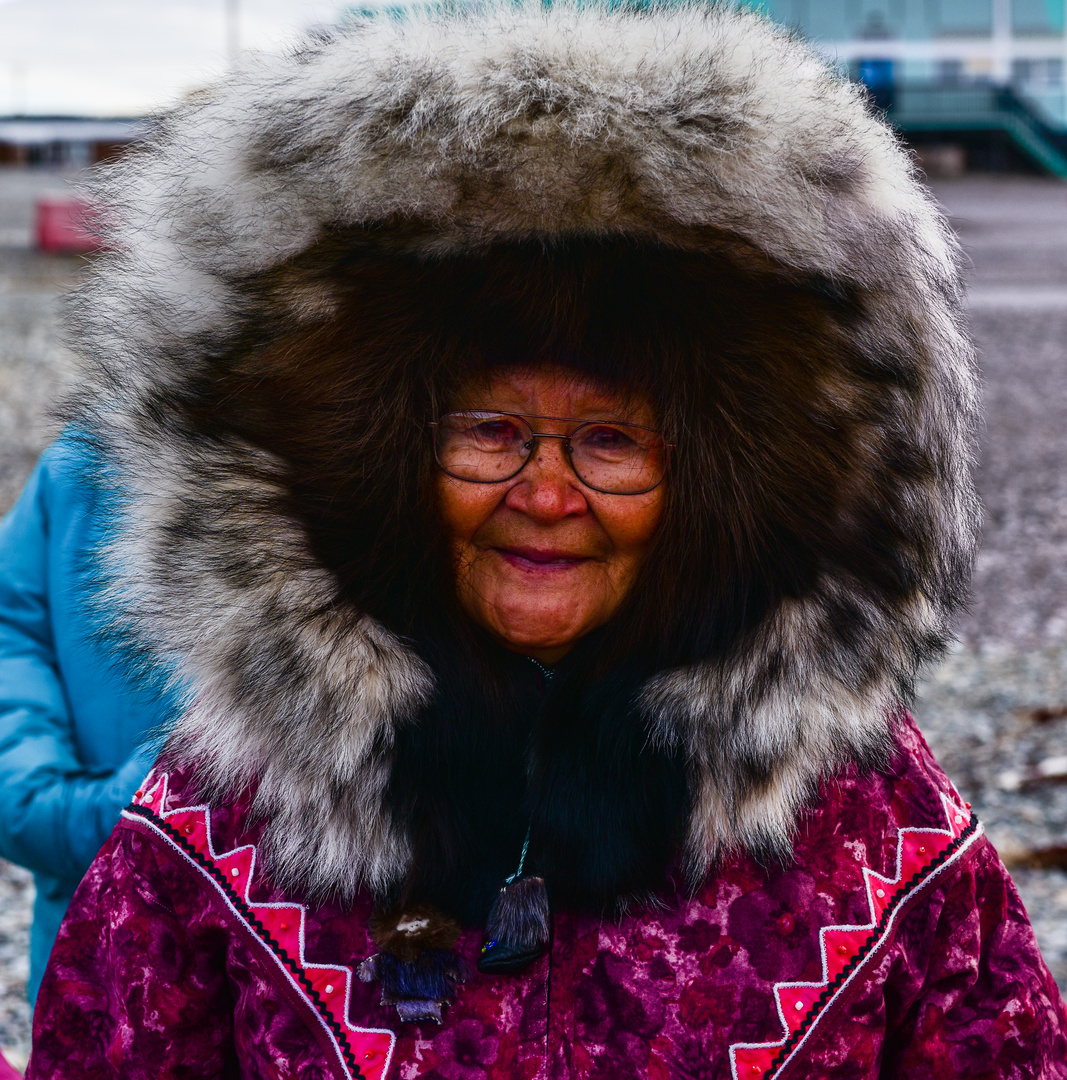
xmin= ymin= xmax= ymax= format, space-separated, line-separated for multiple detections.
xmin=69 ymin=2 xmax=980 ymax=907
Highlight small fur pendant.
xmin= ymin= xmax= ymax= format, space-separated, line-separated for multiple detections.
xmin=478 ymin=874 xmax=550 ymax=974
xmin=358 ymin=904 xmax=464 ymax=1024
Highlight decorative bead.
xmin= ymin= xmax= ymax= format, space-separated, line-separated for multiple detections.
xmin=794 ymin=1000 xmax=804 ymax=1011
xmin=918 ymin=846 xmax=926 ymax=855
xmin=876 ymin=888 xmax=885 ymax=898
xmin=231 ymin=867 xmax=239 ymax=877
xmin=751 ymin=1067 xmax=761 ymax=1075
xmin=365 ymin=1052 xmax=376 ymax=1060
xmin=324 ymin=983 xmax=334 ymax=995
xmin=955 ymin=815 xmax=964 ymax=826
xmin=134 ymin=791 xmax=143 ymax=799
xmin=836 ymin=944 xmax=848 ymax=955
xmin=280 ymin=922 xmax=288 ymax=931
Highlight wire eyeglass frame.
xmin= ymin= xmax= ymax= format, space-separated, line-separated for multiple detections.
xmin=431 ymin=410 xmax=672 ymax=496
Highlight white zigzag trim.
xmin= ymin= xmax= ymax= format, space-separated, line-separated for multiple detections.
xmin=728 ymin=794 xmax=983 ymax=1080
xmin=121 ymin=771 xmax=396 ymax=1080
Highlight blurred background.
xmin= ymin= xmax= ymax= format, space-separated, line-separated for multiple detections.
xmin=2 ymin=0 xmax=1066 ymax=1069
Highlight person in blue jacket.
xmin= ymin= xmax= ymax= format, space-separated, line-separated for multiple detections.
xmin=0 ymin=435 xmax=180 ymax=1003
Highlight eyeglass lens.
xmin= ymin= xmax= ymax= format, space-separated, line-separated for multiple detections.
xmin=434 ymin=412 xmax=667 ymax=494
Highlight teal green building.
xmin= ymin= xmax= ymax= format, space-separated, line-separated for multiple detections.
xmin=752 ymin=0 xmax=1063 ymax=48
xmin=745 ymin=1 xmax=1067 ymax=174
xmin=342 ymin=1 xmax=1067 ymax=173
xmin=749 ymin=1 xmax=1065 ymax=93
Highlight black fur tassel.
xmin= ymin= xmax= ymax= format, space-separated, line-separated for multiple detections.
xmin=478 ymin=874 xmax=550 ymax=974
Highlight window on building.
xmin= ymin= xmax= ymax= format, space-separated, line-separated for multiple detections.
xmin=1012 ymin=57 xmax=1065 ymax=85
xmin=936 ymin=0 xmax=994 ymax=36
xmin=1012 ymin=0 xmax=1066 ymax=36
xmin=937 ymin=59 xmax=967 ymax=85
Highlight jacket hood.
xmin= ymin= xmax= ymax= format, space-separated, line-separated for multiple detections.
xmin=69 ymin=2 xmax=980 ymax=903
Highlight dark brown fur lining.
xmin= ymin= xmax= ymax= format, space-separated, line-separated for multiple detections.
xmin=197 ymin=236 xmax=947 ymax=690
xmin=152 ymin=236 xmax=967 ymax=900
xmin=63 ymin=4 xmax=979 ymax=899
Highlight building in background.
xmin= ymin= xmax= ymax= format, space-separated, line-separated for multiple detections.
xmin=0 ymin=117 xmax=145 ymax=167
xmin=4 ymin=3 xmax=1066 ymax=176
xmin=750 ymin=0 xmax=1067 ymax=175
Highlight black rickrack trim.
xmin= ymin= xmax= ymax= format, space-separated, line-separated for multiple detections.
xmin=763 ymin=813 xmax=980 ymax=1079
xmin=127 ymin=803 xmax=368 ymax=1080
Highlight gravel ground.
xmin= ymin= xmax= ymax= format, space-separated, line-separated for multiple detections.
xmin=0 ymin=864 xmax=31 ymax=1072
xmin=0 ymin=168 xmax=82 ymax=512
xmin=0 ymin=169 xmax=83 ymax=1068
xmin=942 ymin=177 xmax=1067 ymax=649
xmin=916 ymin=643 xmax=1067 ymax=991
xmin=0 ymin=168 xmax=1066 ymax=1066
xmin=910 ymin=175 xmax=1067 ymax=993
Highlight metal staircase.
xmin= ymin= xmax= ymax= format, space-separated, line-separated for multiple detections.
xmin=889 ymin=84 xmax=1067 ymax=179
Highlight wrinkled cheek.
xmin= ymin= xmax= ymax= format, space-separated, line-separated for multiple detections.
xmin=603 ymin=553 xmax=646 ymax=607
xmin=453 ymin=548 xmax=533 ymax=628
xmin=452 ymin=549 xmax=487 ymax=616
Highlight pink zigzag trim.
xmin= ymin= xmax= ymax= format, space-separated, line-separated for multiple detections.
xmin=729 ymin=793 xmax=982 ymax=1080
xmin=122 ymin=771 xmax=395 ymax=1080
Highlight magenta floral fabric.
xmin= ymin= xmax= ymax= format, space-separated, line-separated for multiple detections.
xmin=28 ymin=718 xmax=1067 ymax=1079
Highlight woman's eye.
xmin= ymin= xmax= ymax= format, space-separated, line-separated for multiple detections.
xmin=470 ymin=419 xmax=523 ymax=445
xmin=580 ymin=425 xmax=634 ymax=449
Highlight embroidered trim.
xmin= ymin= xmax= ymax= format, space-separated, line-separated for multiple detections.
xmin=729 ymin=794 xmax=983 ymax=1080
xmin=122 ymin=773 xmax=395 ymax=1080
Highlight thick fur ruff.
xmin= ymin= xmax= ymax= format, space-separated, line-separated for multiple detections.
xmin=65 ymin=3 xmax=979 ymax=901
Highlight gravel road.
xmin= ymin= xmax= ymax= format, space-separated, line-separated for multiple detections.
xmin=913 ymin=174 xmax=1067 ymax=1000
xmin=1 ymin=168 xmax=1066 ymax=1066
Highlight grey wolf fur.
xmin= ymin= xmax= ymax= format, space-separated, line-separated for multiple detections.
xmin=66 ymin=2 xmax=980 ymax=902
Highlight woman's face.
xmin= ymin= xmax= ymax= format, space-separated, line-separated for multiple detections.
xmin=436 ymin=368 xmax=665 ymax=664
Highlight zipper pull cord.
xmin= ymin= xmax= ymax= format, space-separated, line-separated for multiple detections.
xmin=505 ymin=825 xmax=532 ymax=886
xmin=526 ymin=656 xmax=555 ymax=682
xmin=509 ymin=657 xmax=549 ymax=885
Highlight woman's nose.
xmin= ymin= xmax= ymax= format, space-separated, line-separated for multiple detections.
xmin=503 ymin=438 xmax=588 ymax=520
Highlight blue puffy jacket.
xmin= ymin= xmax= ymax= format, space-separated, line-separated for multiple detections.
xmin=0 ymin=437 xmax=180 ymax=1002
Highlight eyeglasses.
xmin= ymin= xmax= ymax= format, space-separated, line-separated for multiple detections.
xmin=431 ymin=411 xmax=670 ymax=495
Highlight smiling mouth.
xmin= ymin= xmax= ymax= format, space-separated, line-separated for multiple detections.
xmin=495 ymin=547 xmax=590 ymax=571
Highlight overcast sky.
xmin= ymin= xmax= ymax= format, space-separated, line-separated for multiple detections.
xmin=0 ymin=0 xmax=349 ymax=116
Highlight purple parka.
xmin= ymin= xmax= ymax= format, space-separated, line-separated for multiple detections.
xmin=30 ymin=719 xmax=1067 ymax=1078
xmin=25 ymin=3 xmax=1067 ymax=1077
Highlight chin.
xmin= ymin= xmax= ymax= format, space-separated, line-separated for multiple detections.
xmin=496 ymin=626 xmax=581 ymax=653
xmin=486 ymin=610 xmax=590 ymax=655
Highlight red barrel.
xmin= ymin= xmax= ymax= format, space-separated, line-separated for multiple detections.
xmin=34 ymin=195 xmax=101 ymax=254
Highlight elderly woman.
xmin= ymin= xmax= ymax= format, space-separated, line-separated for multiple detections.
xmin=28 ymin=4 xmax=1066 ymax=1079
